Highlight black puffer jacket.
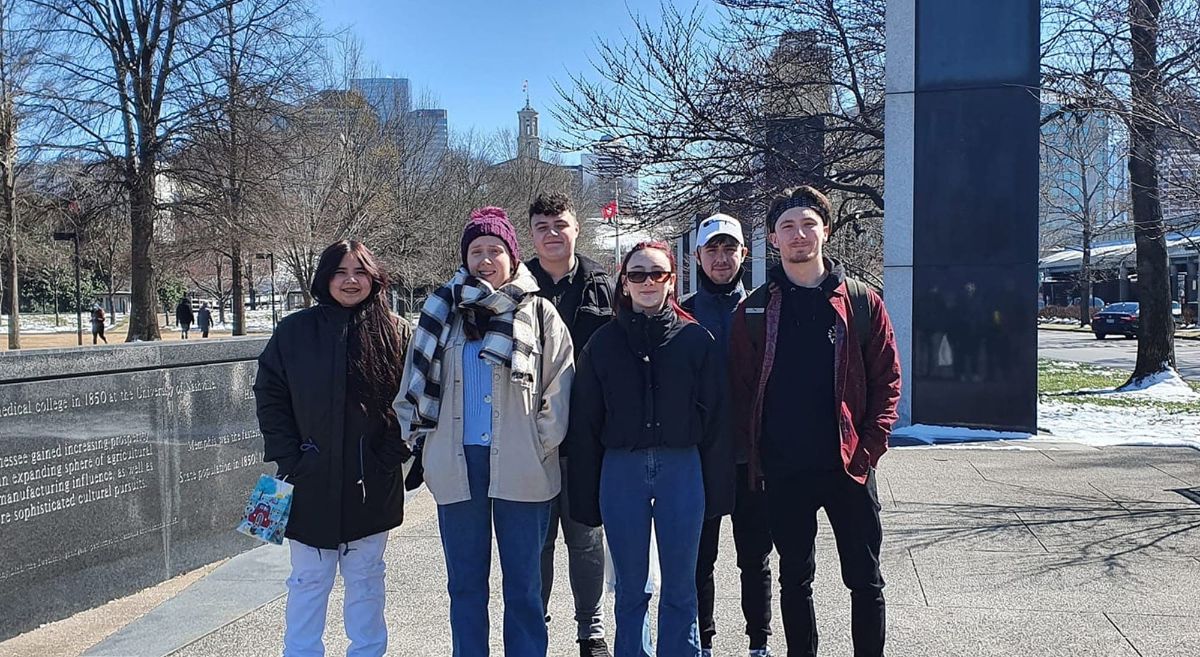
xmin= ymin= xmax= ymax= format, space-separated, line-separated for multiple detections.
xmin=254 ymin=304 xmax=412 ymax=549
xmin=566 ymin=305 xmax=734 ymax=527
xmin=527 ymin=254 xmax=615 ymax=356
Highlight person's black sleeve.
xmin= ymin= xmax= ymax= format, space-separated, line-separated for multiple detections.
xmin=566 ymin=342 xmax=607 ymax=527
xmin=253 ymin=334 xmax=303 ymax=476
xmin=698 ymin=336 xmax=735 ymax=519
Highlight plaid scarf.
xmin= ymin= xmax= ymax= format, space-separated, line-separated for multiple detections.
xmin=402 ymin=264 xmax=541 ymax=431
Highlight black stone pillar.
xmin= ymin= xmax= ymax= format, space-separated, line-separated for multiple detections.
xmin=884 ymin=1 xmax=1040 ymax=432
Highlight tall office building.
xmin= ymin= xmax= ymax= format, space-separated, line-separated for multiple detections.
xmin=1159 ymin=107 xmax=1200 ymax=230
xmin=406 ymin=108 xmax=450 ymax=167
xmin=761 ymin=31 xmax=829 ymax=192
xmin=350 ymin=78 xmax=412 ymax=127
xmin=1039 ymin=103 xmax=1123 ymax=255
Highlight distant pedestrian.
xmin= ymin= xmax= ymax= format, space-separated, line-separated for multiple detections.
xmin=567 ymin=240 xmax=734 ymax=657
xmin=394 ymin=206 xmax=575 ymax=657
xmin=729 ymin=186 xmax=902 ymax=657
xmin=90 ymin=303 xmax=108 ymax=344
xmin=255 ymin=240 xmax=413 ymax=657
xmin=175 ymin=297 xmax=194 ymax=339
xmin=197 ymin=302 xmax=213 ymax=338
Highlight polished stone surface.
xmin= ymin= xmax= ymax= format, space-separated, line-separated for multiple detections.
xmin=0 ymin=341 xmax=267 ymax=639
xmin=912 ymin=88 xmax=1040 ymax=267
xmin=914 ymin=0 xmax=1039 ymax=90
xmin=885 ymin=0 xmax=1040 ymax=432
xmin=910 ymin=264 xmax=1037 ymax=431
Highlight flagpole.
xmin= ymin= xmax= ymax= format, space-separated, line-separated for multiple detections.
xmin=613 ymin=179 xmax=621 ymax=269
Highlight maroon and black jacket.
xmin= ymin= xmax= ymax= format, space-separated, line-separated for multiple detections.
xmin=728 ymin=262 xmax=902 ymax=488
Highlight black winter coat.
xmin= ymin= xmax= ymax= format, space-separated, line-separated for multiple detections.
xmin=253 ymin=304 xmax=412 ymax=549
xmin=566 ymin=306 xmax=734 ymax=527
xmin=527 ymin=254 xmax=615 ymax=357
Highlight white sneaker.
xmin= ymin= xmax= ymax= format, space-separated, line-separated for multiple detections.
xmin=749 ymin=648 xmax=773 ymax=657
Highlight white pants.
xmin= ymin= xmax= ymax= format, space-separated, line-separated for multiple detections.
xmin=283 ymin=531 xmax=389 ymax=657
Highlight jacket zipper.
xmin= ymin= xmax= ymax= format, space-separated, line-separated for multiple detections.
xmin=357 ymin=434 xmax=367 ymax=503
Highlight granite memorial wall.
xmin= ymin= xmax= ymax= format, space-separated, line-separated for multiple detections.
xmin=0 ymin=338 xmax=270 ymax=639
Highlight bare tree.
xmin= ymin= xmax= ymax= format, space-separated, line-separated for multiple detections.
xmin=1040 ymin=107 xmax=1130 ymax=325
xmin=554 ymin=1 xmax=884 ymax=257
xmin=169 ymin=0 xmax=321 ymax=334
xmin=0 ymin=0 xmax=41 ymax=348
xmin=1042 ymin=0 xmax=1200 ymax=381
xmin=29 ymin=0 xmax=250 ymax=341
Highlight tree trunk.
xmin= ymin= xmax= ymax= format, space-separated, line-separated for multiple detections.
xmin=245 ymin=265 xmax=256 ymax=314
xmin=215 ymin=253 xmax=226 ymax=325
xmin=106 ymin=268 xmax=116 ymax=326
xmin=1080 ymin=163 xmax=1093 ymax=327
xmin=53 ymin=274 xmax=60 ymax=326
xmin=1080 ymin=230 xmax=1092 ymax=327
xmin=125 ymin=161 xmax=160 ymax=342
xmin=2 ymin=127 xmax=17 ymax=348
xmin=231 ymin=243 xmax=245 ymax=336
xmin=4 ymin=229 xmax=17 ymax=349
xmin=247 ymin=258 xmax=257 ymax=310
xmin=1127 ymin=0 xmax=1175 ymax=382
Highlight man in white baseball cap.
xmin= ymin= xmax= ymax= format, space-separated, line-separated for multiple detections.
xmin=683 ymin=213 xmax=776 ymax=657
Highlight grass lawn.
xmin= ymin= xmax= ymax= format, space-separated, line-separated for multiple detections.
xmin=1038 ymin=358 xmax=1200 ymax=414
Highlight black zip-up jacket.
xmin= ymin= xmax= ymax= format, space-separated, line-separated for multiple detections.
xmin=254 ymin=304 xmax=412 ymax=548
xmin=527 ymin=254 xmax=615 ymax=357
xmin=566 ymin=305 xmax=734 ymax=527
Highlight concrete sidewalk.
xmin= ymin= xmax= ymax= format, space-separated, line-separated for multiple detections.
xmin=15 ymin=442 xmax=1200 ymax=657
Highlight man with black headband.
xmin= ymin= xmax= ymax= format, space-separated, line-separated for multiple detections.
xmin=729 ymin=186 xmax=901 ymax=657
xmin=682 ymin=214 xmax=775 ymax=657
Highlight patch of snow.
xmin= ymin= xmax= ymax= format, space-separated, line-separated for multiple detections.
xmin=1 ymin=314 xmax=102 ymax=335
xmin=1042 ymin=361 xmax=1083 ymax=370
xmin=1115 ymin=369 xmax=1200 ymax=401
xmin=1067 ymin=368 xmax=1200 ymax=402
xmin=901 ymin=442 xmax=1039 ymax=451
xmin=890 ymin=424 xmax=1033 ymax=447
xmin=1037 ymin=399 xmax=1200 ymax=451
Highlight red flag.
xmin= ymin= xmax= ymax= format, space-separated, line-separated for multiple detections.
xmin=602 ymin=201 xmax=618 ymax=221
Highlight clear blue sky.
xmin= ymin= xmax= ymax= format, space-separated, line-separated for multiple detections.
xmin=315 ymin=0 xmax=690 ymax=156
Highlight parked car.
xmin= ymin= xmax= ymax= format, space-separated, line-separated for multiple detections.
xmin=1069 ymin=296 xmax=1106 ymax=309
xmin=1094 ymin=302 xmax=1139 ymax=339
xmin=1093 ymin=301 xmax=1183 ymax=339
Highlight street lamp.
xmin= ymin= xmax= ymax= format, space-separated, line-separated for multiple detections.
xmin=52 ymin=230 xmax=82 ymax=346
xmin=254 ymin=252 xmax=277 ymax=331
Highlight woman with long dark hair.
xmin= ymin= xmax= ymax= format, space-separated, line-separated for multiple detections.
xmin=394 ymin=207 xmax=575 ymax=657
xmin=254 ymin=240 xmax=412 ymax=657
xmin=567 ymin=241 xmax=734 ymax=657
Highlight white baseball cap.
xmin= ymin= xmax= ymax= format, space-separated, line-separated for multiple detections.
xmin=696 ymin=213 xmax=744 ymax=247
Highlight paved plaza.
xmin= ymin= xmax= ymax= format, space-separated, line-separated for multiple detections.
xmin=2 ymin=441 xmax=1192 ymax=657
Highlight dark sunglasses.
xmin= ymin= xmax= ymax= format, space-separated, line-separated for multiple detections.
xmin=625 ymin=270 xmax=672 ymax=284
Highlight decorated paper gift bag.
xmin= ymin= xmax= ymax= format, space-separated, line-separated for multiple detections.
xmin=236 ymin=474 xmax=294 ymax=545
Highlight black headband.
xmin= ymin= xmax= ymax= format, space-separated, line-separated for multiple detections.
xmin=767 ymin=195 xmax=828 ymax=231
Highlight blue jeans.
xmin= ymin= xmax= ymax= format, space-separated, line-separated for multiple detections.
xmin=437 ymin=446 xmax=552 ymax=657
xmin=601 ymin=446 xmax=705 ymax=657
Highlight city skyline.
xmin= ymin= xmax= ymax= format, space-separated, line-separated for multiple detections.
xmin=314 ymin=0 xmax=677 ymax=162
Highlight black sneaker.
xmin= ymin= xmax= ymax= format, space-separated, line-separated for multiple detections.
xmin=579 ymin=637 xmax=613 ymax=657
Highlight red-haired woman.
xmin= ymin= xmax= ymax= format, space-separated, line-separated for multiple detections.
xmin=254 ymin=240 xmax=411 ymax=657
xmin=567 ymin=241 xmax=734 ymax=657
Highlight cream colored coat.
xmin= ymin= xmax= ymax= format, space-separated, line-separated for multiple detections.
xmin=394 ymin=296 xmax=575 ymax=505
